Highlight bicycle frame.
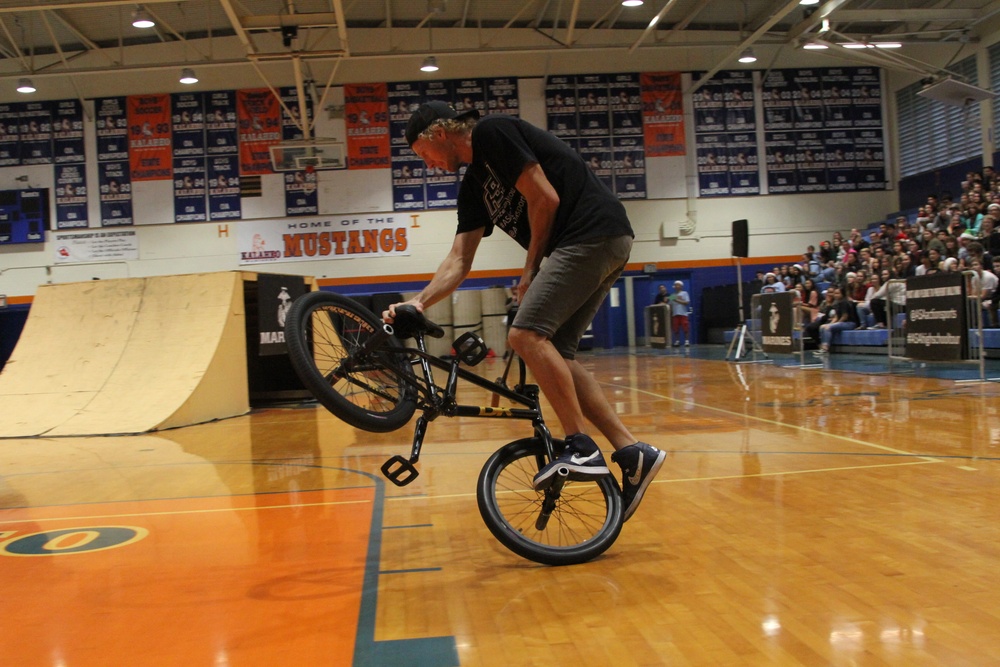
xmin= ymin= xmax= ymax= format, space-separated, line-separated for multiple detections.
xmin=375 ymin=328 xmax=556 ymax=487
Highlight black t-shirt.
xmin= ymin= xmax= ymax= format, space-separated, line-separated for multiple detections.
xmin=834 ymin=298 xmax=860 ymax=326
xmin=456 ymin=115 xmax=633 ymax=253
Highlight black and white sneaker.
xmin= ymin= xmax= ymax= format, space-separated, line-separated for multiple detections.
xmin=612 ymin=442 xmax=666 ymax=521
xmin=532 ymin=433 xmax=610 ymax=490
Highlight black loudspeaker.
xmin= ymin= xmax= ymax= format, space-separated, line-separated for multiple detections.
xmin=732 ymin=219 xmax=749 ymax=258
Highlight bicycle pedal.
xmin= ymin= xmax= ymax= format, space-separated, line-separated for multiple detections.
xmin=453 ymin=331 xmax=489 ymax=366
xmin=381 ymin=455 xmax=420 ymax=486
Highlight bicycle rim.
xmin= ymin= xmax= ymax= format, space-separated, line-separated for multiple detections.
xmin=286 ymin=291 xmax=415 ymax=432
xmin=477 ymin=438 xmax=623 ymax=566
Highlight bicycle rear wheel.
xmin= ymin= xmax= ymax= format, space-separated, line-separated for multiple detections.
xmin=477 ymin=437 xmax=623 ymax=566
xmin=285 ymin=291 xmax=416 ymax=433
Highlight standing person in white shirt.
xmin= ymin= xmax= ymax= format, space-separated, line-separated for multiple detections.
xmin=669 ymin=280 xmax=691 ymax=347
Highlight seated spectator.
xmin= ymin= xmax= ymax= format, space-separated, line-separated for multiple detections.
xmin=856 ymin=273 xmax=881 ymax=329
xmin=803 ymin=288 xmax=838 ymax=349
xmin=868 ymin=269 xmax=906 ymax=329
xmin=815 ymin=285 xmax=860 ymax=355
xmin=968 ymin=259 xmax=999 ymax=328
xmin=760 ymin=273 xmax=785 ymax=293
xmin=981 ymin=215 xmax=1000 ymax=256
xmin=798 ymin=278 xmax=821 ymax=325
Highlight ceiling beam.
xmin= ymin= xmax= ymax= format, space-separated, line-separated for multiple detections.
xmin=0 ymin=0 xmax=190 ymax=12
xmin=785 ymin=0 xmax=853 ymax=42
xmin=628 ymin=0 xmax=682 ymax=54
xmin=832 ymin=9 xmax=978 ymax=23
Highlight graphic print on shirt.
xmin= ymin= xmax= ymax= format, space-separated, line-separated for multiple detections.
xmin=482 ymin=162 xmax=527 ymax=242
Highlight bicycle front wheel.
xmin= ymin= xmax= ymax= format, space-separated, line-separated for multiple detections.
xmin=285 ymin=291 xmax=416 ymax=433
xmin=477 ymin=438 xmax=623 ymax=566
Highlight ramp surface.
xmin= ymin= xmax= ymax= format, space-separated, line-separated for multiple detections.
xmin=0 ymin=272 xmax=249 ymax=437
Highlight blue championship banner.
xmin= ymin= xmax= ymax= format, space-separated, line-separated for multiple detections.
xmin=205 ymin=91 xmax=238 ymax=155
xmin=792 ymin=69 xmax=824 ymax=130
xmin=280 ymin=86 xmax=313 ymax=142
xmin=613 ymin=135 xmax=645 ymax=199
xmin=765 ymin=131 xmax=797 ymax=193
xmin=796 ymin=131 xmax=827 ymax=192
xmin=0 ymin=103 xmax=20 ymax=166
xmin=55 ymin=164 xmax=88 ymax=228
xmin=825 ymin=130 xmax=857 ymax=192
xmin=171 ymin=92 xmax=205 ymax=157
xmin=388 ymin=82 xmax=425 ymax=211
xmin=728 ymin=132 xmax=759 ymax=196
xmin=696 ymin=133 xmax=729 ymax=197
xmin=576 ymin=74 xmax=610 ymax=138
xmin=905 ymin=273 xmax=967 ymax=361
xmin=284 ymin=169 xmax=318 ymax=217
xmin=855 ymin=128 xmax=886 ymax=191
xmin=454 ymin=78 xmax=486 ymax=116
xmin=95 ymin=97 xmax=129 ymax=162
xmin=173 ymin=157 xmax=207 ymax=222
xmin=421 ymin=80 xmax=458 ymax=207
xmin=19 ymin=101 xmax=53 ymax=165
xmin=208 ymin=154 xmax=240 ymax=220
xmin=692 ymin=73 xmax=725 ymax=134
xmin=823 ymin=68 xmax=854 ymax=128
xmin=545 ymin=75 xmax=578 ymax=138
xmin=52 ymin=99 xmax=85 ymax=164
xmin=579 ymin=137 xmax=614 ymax=192
xmin=761 ymin=70 xmax=794 ymax=131
xmin=98 ymin=161 xmax=133 ymax=226
xmin=486 ymin=77 xmax=519 ymax=117
xmin=610 ymin=73 xmax=643 ymax=137
xmin=723 ymin=70 xmax=756 ymax=132
xmin=852 ymin=68 xmax=882 ymax=128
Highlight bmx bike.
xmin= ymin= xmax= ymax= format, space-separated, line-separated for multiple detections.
xmin=284 ymin=290 xmax=624 ymax=566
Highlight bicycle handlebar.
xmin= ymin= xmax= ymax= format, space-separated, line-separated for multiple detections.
xmin=390 ymin=304 xmax=446 ymax=340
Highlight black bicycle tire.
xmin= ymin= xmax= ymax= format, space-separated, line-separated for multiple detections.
xmin=476 ymin=437 xmax=623 ymax=566
xmin=285 ymin=291 xmax=416 ymax=433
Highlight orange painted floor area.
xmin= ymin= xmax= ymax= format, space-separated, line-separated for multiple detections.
xmin=1 ymin=488 xmax=375 ymax=667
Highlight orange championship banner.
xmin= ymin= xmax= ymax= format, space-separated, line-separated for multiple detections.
xmin=127 ymin=94 xmax=172 ymax=181
xmin=344 ymin=82 xmax=390 ymax=170
xmin=237 ymin=88 xmax=281 ymax=175
xmin=641 ymin=72 xmax=686 ymax=157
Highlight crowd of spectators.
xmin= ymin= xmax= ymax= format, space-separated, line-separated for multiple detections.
xmin=753 ymin=169 xmax=1000 ymax=348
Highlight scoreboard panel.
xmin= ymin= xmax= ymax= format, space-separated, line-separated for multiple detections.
xmin=0 ymin=188 xmax=49 ymax=245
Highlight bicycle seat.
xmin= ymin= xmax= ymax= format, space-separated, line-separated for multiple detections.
xmin=390 ymin=304 xmax=446 ymax=339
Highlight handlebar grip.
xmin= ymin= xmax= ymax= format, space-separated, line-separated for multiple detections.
xmin=392 ymin=304 xmax=446 ymax=339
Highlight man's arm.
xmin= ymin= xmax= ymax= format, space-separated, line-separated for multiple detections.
xmin=514 ymin=162 xmax=560 ymax=302
xmin=384 ymin=227 xmax=485 ymax=321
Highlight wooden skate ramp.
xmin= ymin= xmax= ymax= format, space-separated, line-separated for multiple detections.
xmin=0 ymin=272 xmax=249 ymax=437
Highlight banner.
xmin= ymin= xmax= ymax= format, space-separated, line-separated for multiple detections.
xmin=127 ymin=94 xmax=172 ymax=181
xmin=723 ymin=70 xmax=756 ymax=132
xmin=280 ymin=86 xmax=313 ymax=142
xmin=792 ymin=69 xmax=824 ymax=130
xmin=284 ymin=169 xmax=318 ymax=216
xmin=610 ymin=73 xmax=642 ymax=137
xmin=905 ymin=273 xmax=967 ymax=361
xmin=760 ymin=292 xmax=795 ymax=354
xmin=765 ymin=131 xmax=797 ymax=194
xmin=174 ymin=157 xmax=207 ymax=222
xmin=796 ymin=131 xmax=827 ymax=192
xmin=613 ymin=135 xmax=646 ymax=199
xmin=696 ymin=133 xmax=729 ymax=197
xmin=208 ymin=154 xmax=240 ymax=220
xmin=205 ymin=91 xmax=238 ymax=155
xmin=640 ymin=72 xmax=685 ymax=157
xmin=0 ymin=103 xmax=20 ymax=166
xmin=54 ymin=164 xmax=88 ymax=228
xmin=344 ymin=82 xmax=390 ymax=170
xmin=238 ymin=214 xmax=410 ymax=265
xmin=486 ymin=77 xmax=519 ymax=116
xmin=761 ymin=70 xmax=794 ymax=131
xmin=52 ymin=99 xmax=85 ymax=164
xmin=238 ymin=89 xmax=280 ymax=175
xmin=95 ymin=97 xmax=129 ymax=162
xmin=579 ymin=137 xmax=614 ymax=192
xmin=19 ymin=101 xmax=53 ymax=165
xmin=255 ymin=274 xmax=308 ymax=356
xmin=388 ymin=82 xmax=425 ymax=211
xmin=576 ymin=74 xmax=610 ymax=138
xmin=825 ymin=130 xmax=857 ymax=192
xmin=852 ymin=68 xmax=882 ymax=128
xmin=98 ymin=161 xmax=133 ymax=226
xmin=823 ymin=68 xmax=854 ymax=128
xmin=53 ymin=229 xmax=139 ymax=264
xmin=855 ymin=128 xmax=886 ymax=191
xmin=728 ymin=132 xmax=759 ymax=196
xmin=454 ymin=78 xmax=486 ymax=115
xmin=171 ymin=92 xmax=205 ymax=157
xmin=545 ymin=75 xmax=578 ymax=138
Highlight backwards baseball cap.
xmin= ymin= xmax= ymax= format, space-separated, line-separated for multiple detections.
xmin=405 ymin=100 xmax=480 ymax=146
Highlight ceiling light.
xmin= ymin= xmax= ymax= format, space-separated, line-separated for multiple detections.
xmin=16 ymin=78 xmax=35 ymax=94
xmin=802 ymin=41 xmax=828 ymax=50
xmin=132 ymin=7 xmax=155 ymax=29
xmin=799 ymin=0 xmax=820 ymax=5
xmin=179 ymin=68 xmax=198 ymax=85
xmin=622 ymin=0 xmax=644 ymax=6
xmin=873 ymin=42 xmax=902 ymax=49
xmin=420 ymin=56 xmax=439 ymax=72
xmin=738 ymin=48 xmax=757 ymax=64
xmin=842 ymin=43 xmax=868 ymax=49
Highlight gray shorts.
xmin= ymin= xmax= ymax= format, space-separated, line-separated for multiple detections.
xmin=512 ymin=234 xmax=633 ymax=359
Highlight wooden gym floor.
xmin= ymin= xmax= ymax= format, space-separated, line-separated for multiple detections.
xmin=2 ymin=349 xmax=999 ymax=666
